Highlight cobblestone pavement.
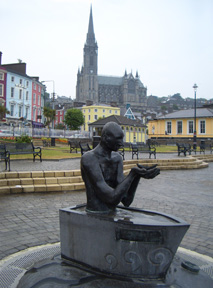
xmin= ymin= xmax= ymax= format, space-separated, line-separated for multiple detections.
xmin=0 ymin=153 xmax=213 ymax=261
xmin=0 ymin=152 xmax=176 ymax=172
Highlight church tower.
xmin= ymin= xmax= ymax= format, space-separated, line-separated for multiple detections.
xmin=76 ymin=6 xmax=98 ymax=103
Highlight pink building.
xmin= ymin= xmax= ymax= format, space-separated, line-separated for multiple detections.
xmin=55 ymin=108 xmax=65 ymax=126
xmin=0 ymin=65 xmax=7 ymax=122
xmin=31 ymin=78 xmax=43 ymax=127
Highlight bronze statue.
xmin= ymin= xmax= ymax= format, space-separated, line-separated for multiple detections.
xmin=81 ymin=122 xmax=160 ymax=213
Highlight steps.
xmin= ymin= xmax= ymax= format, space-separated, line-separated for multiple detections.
xmin=0 ymin=170 xmax=85 ymax=195
xmin=191 ymin=154 xmax=213 ymax=162
xmin=0 ymin=157 xmax=209 ymax=195
xmin=123 ymin=157 xmax=209 ymax=174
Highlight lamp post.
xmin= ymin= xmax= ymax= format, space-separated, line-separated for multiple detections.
xmin=193 ymin=83 xmax=198 ymax=151
xmin=41 ymin=80 xmax=55 ymax=129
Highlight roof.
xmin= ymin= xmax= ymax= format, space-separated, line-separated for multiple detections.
xmin=98 ymin=75 xmax=123 ymax=86
xmin=156 ymin=108 xmax=213 ymax=119
xmin=88 ymin=115 xmax=146 ymax=127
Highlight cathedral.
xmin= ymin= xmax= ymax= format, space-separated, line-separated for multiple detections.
xmin=76 ymin=6 xmax=147 ymax=112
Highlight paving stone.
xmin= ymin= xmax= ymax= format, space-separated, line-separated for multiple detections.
xmin=32 ymin=171 xmax=44 ymax=178
xmin=20 ymin=178 xmax=34 ymax=185
xmin=33 ymin=178 xmax=46 ymax=185
xmin=18 ymin=172 xmax=32 ymax=178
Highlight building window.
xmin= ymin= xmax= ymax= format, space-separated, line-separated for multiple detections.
xmin=38 ymin=95 xmax=40 ymax=105
xmin=33 ymin=108 xmax=36 ymax=121
xmin=166 ymin=121 xmax=172 ymax=134
xmin=11 ymin=87 xmax=14 ymax=98
xmin=188 ymin=120 xmax=193 ymax=134
xmin=94 ymin=109 xmax=97 ymax=112
xmin=18 ymin=106 xmax=22 ymax=117
xmin=20 ymin=79 xmax=22 ymax=85
xmin=33 ymin=83 xmax=36 ymax=90
xmin=0 ymin=72 xmax=3 ymax=80
xmin=177 ymin=121 xmax=182 ymax=134
xmin=19 ymin=89 xmax=22 ymax=99
xmin=88 ymin=115 xmax=90 ymax=120
xmin=109 ymin=110 xmax=112 ymax=113
xmin=25 ymin=107 xmax=28 ymax=119
xmin=10 ymin=104 xmax=14 ymax=116
xmin=33 ymin=93 xmax=36 ymax=104
xmin=199 ymin=120 xmax=206 ymax=134
xmin=26 ymin=81 xmax=29 ymax=87
xmin=103 ymin=109 xmax=105 ymax=113
xmin=11 ymin=76 xmax=14 ymax=82
xmin=0 ymin=84 xmax=3 ymax=97
xmin=94 ymin=115 xmax=98 ymax=120
xmin=115 ymin=110 xmax=118 ymax=114
xmin=26 ymin=91 xmax=29 ymax=101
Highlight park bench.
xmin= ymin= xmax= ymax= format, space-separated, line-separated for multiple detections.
xmin=0 ymin=144 xmax=10 ymax=171
xmin=68 ymin=140 xmax=78 ymax=153
xmin=118 ymin=146 xmax=125 ymax=160
xmin=42 ymin=139 xmax=51 ymax=147
xmin=6 ymin=142 xmax=42 ymax=165
xmin=177 ymin=143 xmax=192 ymax=156
xmin=79 ymin=142 xmax=92 ymax=155
xmin=118 ymin=143 xmax=131 ymax=160
xmin=131 ymin=143 xmax=156 ymax=159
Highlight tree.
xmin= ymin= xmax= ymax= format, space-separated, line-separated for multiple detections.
xmin=0 ymin=104 xmax=10 ymax=122
xmin=55 ymin=123 xmax=65 ymax=130
xmin=173 ymin=104 xmax=179 ymax=110
xmin=43 ymin=107 xmax=56 ymax=128
xmin=64 ymin=108 xmax=84 ymax=130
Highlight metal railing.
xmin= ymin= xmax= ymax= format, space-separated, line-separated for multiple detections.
xmin=0 ymin=127 xmax=90 ymax=139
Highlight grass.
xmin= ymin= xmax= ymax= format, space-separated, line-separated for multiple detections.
xmin=9 ymin=145 xmax=177 ymax=160
xmin=10 ymin=146 xmax=80 ymax=160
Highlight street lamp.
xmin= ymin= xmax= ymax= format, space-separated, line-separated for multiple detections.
xmin=193 ymin=83 xmax=198 ymax=151
xmin=41 ymin=80 xmax=55 ymax=129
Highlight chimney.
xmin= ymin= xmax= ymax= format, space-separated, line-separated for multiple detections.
xmin=0 ymin=52 xmax=2 ymax=65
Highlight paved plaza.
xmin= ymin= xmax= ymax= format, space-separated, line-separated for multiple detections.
xmin=0 ymin=153 xmax=213 ymax=261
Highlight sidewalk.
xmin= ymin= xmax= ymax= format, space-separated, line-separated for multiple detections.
xmin=0 ymin=152 xmax=178 ymax=172
xmin=0 ymin=153 xmax=212 ymax=261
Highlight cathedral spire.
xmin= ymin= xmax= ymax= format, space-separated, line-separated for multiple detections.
xmin=86 ymin=5 xmax=96 ymax=45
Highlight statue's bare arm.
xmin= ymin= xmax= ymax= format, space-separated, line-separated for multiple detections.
xmin=81 ymin=153 xmax=160 ymax=206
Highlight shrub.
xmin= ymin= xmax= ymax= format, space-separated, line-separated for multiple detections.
xmin=16 ymin=135 xmax=32 ymax=143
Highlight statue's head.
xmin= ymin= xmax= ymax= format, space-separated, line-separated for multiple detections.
xmin=101 ymin=122 xmax=124 ymax=151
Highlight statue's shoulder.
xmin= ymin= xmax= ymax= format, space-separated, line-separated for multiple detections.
xmin=81 ymin=150 xmax=95 ymax=165
xmin=112 ymin=151 xmax=123 ymax=162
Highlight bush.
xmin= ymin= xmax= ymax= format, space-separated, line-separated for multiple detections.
xmin=16 ymin=135 xmax=32 ymax=143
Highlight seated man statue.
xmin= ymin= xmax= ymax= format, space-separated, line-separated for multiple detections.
xmin=81 ymin=122 xmax=160 ymax=213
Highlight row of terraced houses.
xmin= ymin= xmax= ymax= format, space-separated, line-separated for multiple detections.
xmin=0 ymin=53 xmax=45 ymax=128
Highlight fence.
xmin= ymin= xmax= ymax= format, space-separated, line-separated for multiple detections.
xmin=0 ymin=127 xmax=90 ymax=139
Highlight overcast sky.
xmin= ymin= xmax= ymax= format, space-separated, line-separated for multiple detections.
xmin=1 ymin=0 xmax=212 ymax=100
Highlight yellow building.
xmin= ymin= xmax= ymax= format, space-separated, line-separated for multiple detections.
xmin=148 ymin=108 xmax=213 ymax=141
xmin=89 ymin=115 xmax=147 ymax=143
xmin=81 ymin=104 xmax=120 ymax=132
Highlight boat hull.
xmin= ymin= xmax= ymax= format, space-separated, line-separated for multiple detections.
xmin=60 ymin=204 xmax=189 ymax=280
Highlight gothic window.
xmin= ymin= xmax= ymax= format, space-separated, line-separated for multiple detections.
xmin=90 ymin=55 xmax=93 ymax=65
xmin=128 ymin=80 xmax=135 ymax=93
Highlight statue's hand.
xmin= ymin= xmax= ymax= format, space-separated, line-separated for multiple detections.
xmin=131 ymin=164 xmax=160 ymax=179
